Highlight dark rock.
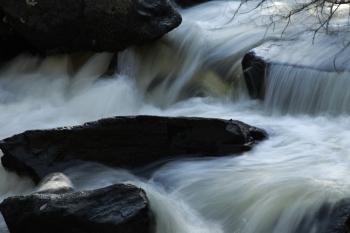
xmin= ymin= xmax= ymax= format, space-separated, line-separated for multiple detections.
xmin=296 ymin=199 xmax=350 ymax=233
xmin=322 ymin=199 xmax=350 ymax=233
xmin=0 ymin=0 xmax=181 ymax=55
xmin=0 ymin=184 xmax=151 ymax=233
xmin=0 ymin=115 xmax=267 ymax=183
xmin=0 ymin=8 xmax=34 ymax=62
xmin=242 ymin=51 xmax=266 ymax=99
xmin=242 ymin=40 xmax=350 ymax=99
xmin=173 ymin=0 xmax=210 ymax=7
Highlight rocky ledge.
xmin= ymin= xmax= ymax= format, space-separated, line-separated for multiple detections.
xmin=0 ymin=115 xmax=267 ymax=183
xmin=242 ymin=40 xmax=350 ymax=99
xmin=0 ymin=182 xmax=151 ymax=233
xmin=0 ymin=0 xmax=182 ymax=59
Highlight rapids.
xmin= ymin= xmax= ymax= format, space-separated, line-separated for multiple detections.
xmin=0 ymin=1 xmax=350 ymax=233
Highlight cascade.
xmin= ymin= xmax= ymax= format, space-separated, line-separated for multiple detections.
xmin=0 ymin=1 xmax=350 ymax=233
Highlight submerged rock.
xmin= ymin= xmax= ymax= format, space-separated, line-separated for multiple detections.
xmin=296 ymin=199 xmax=350 ymax=233
xmin=0 ymin=0 xmax=181 ymax=56
xmin=323 ymin=200 xmax=350 ymax=233
xmin=0 ymin=184 xmax=150 ymax=233
xmin=0 ymin=115 xmax=267 ymax=183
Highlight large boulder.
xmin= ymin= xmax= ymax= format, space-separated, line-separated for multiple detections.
xmin=173 ymin=0 xmax=210 ymax=7
xmin=0 ymin=0 xmax=181 ymax=55
xmin=0 ymin=183 xmax=151 ymax=233
xmin=0 ymin=115 xmax=267 ymax=183
xmin=0 ymin=8 xmax=34 ymax=62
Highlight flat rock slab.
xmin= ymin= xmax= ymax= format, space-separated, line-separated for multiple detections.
xmin=0 ymin=184 xmax=151 ymax=233
xmin=0 ymin=115 xmax=267 ymax=183
xmin=242 ymin=40 xmax=350 ymax=99
xmin=245 ymin=40 xmax=350 ymax=72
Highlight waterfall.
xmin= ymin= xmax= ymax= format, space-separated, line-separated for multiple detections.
xmin=0 ymin=1 xmax=350 ymax=233
xmin=265 ymin=65 xmax=350 ymax=115
xmin=260 ymin=32 xmax=350 ymax=115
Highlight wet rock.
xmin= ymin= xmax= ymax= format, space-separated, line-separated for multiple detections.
xmin=0 ymin=115 xmax=267 ymax=183
xmin=173 ymin=0 xmax=210 ymax=7
xmin=242 ymin=51 xmax=266 ymax=99
xmin=296 ymin=199 xmax=350 ymax=233
xmin=0 ymin=9 xmax=34 ymax=62
xmin=0 ymin=184 xmax=151 ymax=233
xmin=242 ymin=40 xmax=350 ymax=100
xmin=0 ymin=0 xmax=182 ymax=55
xmin=323 ymin=199 xmax=350 ymax=233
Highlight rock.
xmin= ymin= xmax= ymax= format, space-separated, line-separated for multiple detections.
xmin=36 ymin=173 xmax=74 ymax=194
xmin=173 ymin=0 xmax=210 ymax=7
xmin=242 ymin=40 xmax=350 ymax=99
xmin=0 ymin=115 xmax=267 ymax=183
xmin=0 ymin=8 xmax=34 ymax=62
xmin=0 ymin=0 xmax=182 ymax=55
xmin=322 ymin=199 xmax=350 ymax=233
xmin=242 ymin=51 xmax=266 ymax=99
xmin=294 ymin=198 xmax=350 ymax=233
xmin=0 ymin=184 xmax=151 ymax=233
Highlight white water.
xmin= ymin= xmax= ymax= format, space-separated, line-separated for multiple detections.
xmin=0 ymin=1 xmax=350 ymax=233
xmin=265 ymin=65 xmax=350 ymax=115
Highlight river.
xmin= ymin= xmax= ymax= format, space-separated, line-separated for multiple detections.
xmin=0 ymin=1 xmax=350 ymax=232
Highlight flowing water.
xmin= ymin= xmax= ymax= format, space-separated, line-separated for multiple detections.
xmin=1 ymin=1 xmax=350 ymax=233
